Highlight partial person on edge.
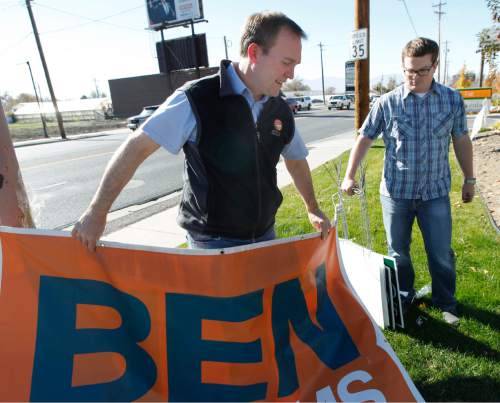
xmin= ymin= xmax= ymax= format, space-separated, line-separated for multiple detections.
xmin=72 ymin=11 xmax=330 ymax=251
xmin=341 ymin=37 xmax=474 ymax=326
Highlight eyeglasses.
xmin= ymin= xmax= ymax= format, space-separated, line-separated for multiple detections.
xmin=403 ymin=66 xmax=434 ymax=77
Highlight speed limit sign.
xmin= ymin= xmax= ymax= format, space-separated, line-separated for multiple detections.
xmin=350 ymin=28 xmax=368 ymax=60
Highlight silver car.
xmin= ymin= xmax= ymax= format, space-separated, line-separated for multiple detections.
xmin=127 ymin=105 xmax=159 ymax=131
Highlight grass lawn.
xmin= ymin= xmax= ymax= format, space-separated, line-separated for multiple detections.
xmin=8 ymin=119 xmax=126 ymax=142
xmin=275 ymin=141 xmax=500 ymax=402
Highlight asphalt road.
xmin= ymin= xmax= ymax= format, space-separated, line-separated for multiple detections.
xmin=16 ymin=106 xmax=355 ymax=229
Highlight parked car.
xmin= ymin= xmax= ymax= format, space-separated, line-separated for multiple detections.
xmin=328 ymin=95 xmax=351 ymax=110
xmin=285 ymin=98 xmax=299 ymax=114
xmin=369 ymin=95 xmax=381 ymax=108
xmin=293 ymin=96 xmax=312 ymax=111
xmin=127 ymin=105 xmax=159 ymax=130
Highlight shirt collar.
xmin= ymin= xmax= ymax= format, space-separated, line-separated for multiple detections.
xmin=219 ymin=59 xmax=269 ymax=103
xmin=402 ymin=79 xmax=442 ymax=99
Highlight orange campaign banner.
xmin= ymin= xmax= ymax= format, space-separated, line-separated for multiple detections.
xmin=0 ymin=226 xmax=423 ymax=402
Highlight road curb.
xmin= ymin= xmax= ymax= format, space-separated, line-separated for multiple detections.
xmin=103 ymin=191 xmax=183 ymax=235
xmin=13 ymin=129 xmax=125 ymax=148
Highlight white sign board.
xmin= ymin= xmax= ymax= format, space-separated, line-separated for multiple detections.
xmin=350 ymin=28 xmax=368 ymax=60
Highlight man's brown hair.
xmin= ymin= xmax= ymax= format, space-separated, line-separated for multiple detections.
xmin=401 ymin=37 xmax=439 ymax=64
xmin=239 ymin=11 xmax=306 ymax=57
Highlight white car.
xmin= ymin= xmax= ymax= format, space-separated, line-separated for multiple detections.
xmin=328 ymin=95 xmax=351 ymax=110
xmin=369 ymin=95 xmax=381 ymax=108
xmin=292 ymin=96 xmax=312 ymax=111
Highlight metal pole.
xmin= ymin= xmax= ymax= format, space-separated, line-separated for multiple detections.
xmin=224 ymin=35 xmax=229 ymax=60
xmin=479 ymin=51 xmax=485 ymax=87
xmin=443 ymin=40 xmax=449 ymax=85
xmin=433 ymin=1 xmax=446 ymax=83
xmin=160 ymin=28 xmax=173 ymax=94
xmin=190 ymin=19 xmax=201 ymax=78
xmin=26 ymin=61 xmax=48 ymax=138
xmin=319 ymin=42 xmax=326 ymax=104
xmin=354 ymin=0 xmax=370 ymax=131
xmin=25 ymin=0 xmax=66 ymax=139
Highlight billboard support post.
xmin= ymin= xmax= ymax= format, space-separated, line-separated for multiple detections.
xmin=160 ymin=28 xmax=173 ymax=92
xmin=190 ymin=19 xmax=201 ymax=78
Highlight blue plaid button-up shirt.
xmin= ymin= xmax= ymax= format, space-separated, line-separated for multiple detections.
xmin=361 ymin=81 xmax=468 ymax=200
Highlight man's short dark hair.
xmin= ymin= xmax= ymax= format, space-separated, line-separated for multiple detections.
xmin=402 ymin=37 xmax=439 ymax=64
xmin=240 ymin=11 xmax=306 ymax=57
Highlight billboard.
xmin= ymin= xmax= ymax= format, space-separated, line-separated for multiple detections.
xmin=146 ymin=0 xmax=203 ymax=30
xmin=156 ymin=34 xmax=208 ymax=72
xmin=345 ymin=61 xmax=355 ymax=94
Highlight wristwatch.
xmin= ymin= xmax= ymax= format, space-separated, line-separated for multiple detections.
xmin=464 ymin=178 xmax=476 ymax=185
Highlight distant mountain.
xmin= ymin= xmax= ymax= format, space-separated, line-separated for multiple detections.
xmin=303 ymin=73 xmax=402 ymax=92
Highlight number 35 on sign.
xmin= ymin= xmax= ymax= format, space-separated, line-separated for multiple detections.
xmin=351 ymin=28 xmax=368 ymax=60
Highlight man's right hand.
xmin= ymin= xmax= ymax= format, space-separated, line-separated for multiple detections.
xmin=341 ymin=177 xmax=358 ymax=196
xmin=71 ymin=209 xmax=107 ymax=252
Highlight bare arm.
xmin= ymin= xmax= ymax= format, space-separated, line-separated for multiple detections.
xmin=285 ymin=158 xmax=331 ymax=238
xmin=72 ymin=130 xmax=159 ymax=250
xmin=452 ymin=134 xmax=475 ymax=203
xmin=341 ymin=135 xmax=374 ymax=195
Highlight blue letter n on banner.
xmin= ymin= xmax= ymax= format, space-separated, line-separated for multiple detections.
xmin=272 ymin=264 xmax=360 ymax=397
xmin=31 ymin=276 xmax=156 ymax=402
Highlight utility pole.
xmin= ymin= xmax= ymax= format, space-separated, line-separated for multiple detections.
xmin=354 ymin=0 xmax=370 ymax=131
xmin=223 ymin=36 xmax=229 ymax=60
xmin=25 ymin=61 xmax=48 ymax=138
xmin=443 ymin=40 xmax=450 ymax=85
xmin=479 ymin=52 xmax=485 ymax=87
xmin=25 ymin=0 xmax=66 ymax=139
xmin=433 ymin=1 xmax=446 ymax=83
xmin=318 ymin=42 xmax=326 ymax=104
xmin=93 ymin=78 xmax=100 ymax=98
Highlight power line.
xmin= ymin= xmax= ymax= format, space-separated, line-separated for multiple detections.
xmin=399 ymin=0 xmax=418 ymax=37
xmin=33 ymin=2 xmax=146 ymax=34
xmin=0 ymin=32 xmax=32 ymax=55
xmin=0 ymin=1 xmax=22 ymax=12
xmin=433 ymin=1 xmax=446 ymax=82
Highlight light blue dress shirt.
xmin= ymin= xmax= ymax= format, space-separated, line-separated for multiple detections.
xmin=142 ymin=63 xmax=308 ymax=160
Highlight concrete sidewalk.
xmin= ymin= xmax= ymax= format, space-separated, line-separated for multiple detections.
xmin=102 ymin=130 xmax=355 ymax=248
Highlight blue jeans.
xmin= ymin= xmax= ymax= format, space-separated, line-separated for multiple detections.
xmin=380 ymin=195 xmax=456 ymax=313
xmin=187 ymin=227 xmax=276 ymax=249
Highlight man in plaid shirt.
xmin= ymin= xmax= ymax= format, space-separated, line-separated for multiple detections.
xmin=341 ymin=38 xmax=475 ymax=326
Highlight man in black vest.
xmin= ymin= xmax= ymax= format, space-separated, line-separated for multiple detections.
xmin=73 ymin=11 xmax=330 ymax=250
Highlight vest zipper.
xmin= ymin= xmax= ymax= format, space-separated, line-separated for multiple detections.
xmin=253 ymin=123 xmax=262 ymax=241
xmin=239 ymin=95 xmax=262 ymax=241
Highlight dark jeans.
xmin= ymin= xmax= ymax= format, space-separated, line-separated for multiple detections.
xmin=380 ymin=194 xmax=457 ymax=313
xmin=187 ymin=227 xmax=276 ymax=249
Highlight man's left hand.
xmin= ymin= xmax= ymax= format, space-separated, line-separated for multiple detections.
xmin=462 ymin=183 xmax=475 ymax=203
xmin=308 ymin=209 xmax=331 ymax=239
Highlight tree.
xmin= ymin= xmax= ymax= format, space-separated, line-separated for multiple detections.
xmin=385 ymin=77 xmax=398 ymax=92
xmin=282 ymin=78 xmax=310 ymax=92
xmin=453 ymin=64 xmax=474 ymax=88
xmin=484 ymin=69 xmax=500 ymax=92
xmin=0 ymin=92 xmax=36 ymax=112
xmin=371 ymin=80 xmax=387 ymax=95
xmin=486 ymin=0 xmax=500 ymax=22
xmin=477 ymin=27 xmax=500 ymax=72
xmin=325 ymin=86 xmax=336 ymax=94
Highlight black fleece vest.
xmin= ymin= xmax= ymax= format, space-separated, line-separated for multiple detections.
xmin=176 ymin=62 xmax=295 ymax=239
